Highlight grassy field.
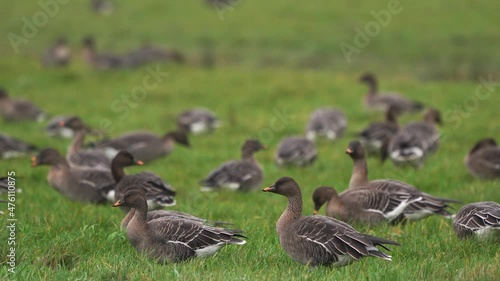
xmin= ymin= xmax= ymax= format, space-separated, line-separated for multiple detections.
xmin=1 ymin=1 xmax=499 ymax=280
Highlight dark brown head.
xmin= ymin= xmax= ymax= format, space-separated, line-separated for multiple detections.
xmin=359 ymin=73 xmax=377 ymax=85
xmin=164 ymin=131 xmax=190 ymax=147
xmin=82 ymin=36 xmax=95 ymax=49
xmin=424 ymin=108 xmax=442 ymax=125
xmin=111 ymin=151 xmax=143 ymax=168
xmin=346 ymin=140 xmax=366 ymax=161
xmin=0 ymin=88 xmax=8 ymax=99
xmin=242 ymin=139 xmax=267 ymax=156
xmin=113 ymin=187 xmax=147 ymax=209
xmin=312 ymin=186 xmax=337 ymax=215
xmin=469 ymin=138 xmax=497 ymax=155
xmin=31 ymin=148 xmax=64 ymax=167
xmin=262 ymin=177 xmax=301 ymax=198
xmin=59 ymin=116 xmax=87 ymax=131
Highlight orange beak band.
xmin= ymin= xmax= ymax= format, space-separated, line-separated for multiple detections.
xmin=346 ymin=148 xmax=353 ymax=154
xmin=31 ymin=156 xmax=37 ymax=167
xmin=262 ymin=186 xmax=275 ymax=192
xmin=262 ymin=145 xmax=269 ymax=150
xmin=112 ymin=200 xmax=123 ymax=207
xmin=58 ymin=121 xmax=65 ymax=126
xmin=313 ymin=210 xmax=318 ymax=215
xmin=137 ymin=160 xmax=144 ymax=166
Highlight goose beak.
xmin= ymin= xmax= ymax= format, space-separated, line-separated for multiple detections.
xmin=112 ymin=200 xmax=123 ymax=207
xmin=345 ymin=148 xmax=353 ymax=154
xmin=137 ymin=160 xmax=144 ymax=166
xmin=262 ymin=184 xmax=275 ymax=192
xmin=58 ymin=121 xmax=65 ymax=127
xmin=262 ymin=145 xmax=268 ymax=150
xmin=313 ymin=210 xmax=318 ymax=215
xmin=31 ymin=156 xmax=38 ymax=167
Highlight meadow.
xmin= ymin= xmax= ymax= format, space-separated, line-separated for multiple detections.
xmin=1 ymin=0 xmax=499 ymax=280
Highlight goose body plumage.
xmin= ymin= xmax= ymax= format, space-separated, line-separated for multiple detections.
xmin=0 ymin=133 xmax=37 ymax=159
xmin=0 ymin=89 xmax=46 ymax=122
xmin=465 ymin=138 xmax=500 ymax=179
xmin=275 ymin=136 xmax=317 ymax=166
xmin=306 ymin=108 xmax=347 ymax=140
xmin=177 ymin=108 xmax=219 ymax=134
xmin=453 ymin=202 xmax=500 ymax=239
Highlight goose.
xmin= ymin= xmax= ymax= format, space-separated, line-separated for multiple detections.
xmin=359 ymin=73 xmax=424 ymax=114
xmin=312 ymin=186 xmax=421 ymax=225
xmin=0 ymin=133 xmax=37 ymax=159
xmin=306 ymin=108 xmax=347 ymax=140
xmin=90 ymin=0 xmax=115 ymax=15
xmin=127 ymin=44 xmax=185 ymax=65
xmin=113 ymin=187 xmax=246 ymax=263
xmin=388 ymin=108 xmax=441 ymax=168
xmin=275 ymin=136 xmax=317 ymax=167
xmin=31 ymin=148 xmax=114 ymax=203
xmin=81 ymin=36 xmax=129 ymax=70
xmin=262 ymin=177 xmax=400 ymax=267
xmin=41 ymin=37 xmax=71 ymax=67
xmin=200 ymin=139 xmax=266 ymax=191
xmin=465 ymin=138 xmax=500 ymax=179
xmin=46 ymin=115 xmax=81 ymax=138
xmin=176 ymin=108 xmax=220 ymax=134
xmin=111 ymin=151 xmax=176 ymax=211
xmin=346 ymin=140 xmax=460 ymax=221
xmin=359 ymin=105 xmax=399 ymax=157
xmin=453 ymin=201 xmax=500 ymax=239
xmin=0 ymin=88 xmax=46 ymax=122
xmin=95 ymin=129 xmax=190 ymax=163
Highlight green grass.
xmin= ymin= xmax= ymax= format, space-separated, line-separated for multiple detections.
xmin=1 ymin=1 xmax=500 ymax=280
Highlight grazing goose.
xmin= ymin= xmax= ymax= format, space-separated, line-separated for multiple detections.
xmin=111 ymin=151 xmax=176 ymax=210
xmin=31 ymin=148 xmax=114 ymax=203
xmin=275 ymin=136 xmax=317 ymax=167
xmin=453 ymin=202 xmax=500 ymax=239
xmin=263 ymin=177 xmax=400 ymax=267
xmin=359 ymin=105 xmax=399 ymax=157
xmin=81 ymin=36 xmax=129 ymax=70
xmin=95 ymin=129 xmax=190 ymax=163
xmin=388 ymin=108 xmax=441 ymax=168
xmin=113 ymin=188 xmax=246 ymax=263
xmin=359 ymin=73 xmax=424 ymax=114
xmin=41 ymin=37 xmax=71 ymax=67
xmin=200 ymin=139 xmax=266 ymax=191
xmin=176 ymin=108 xmax=220 ymax=134
xmin=128 ymin=44 xmax=185 ymax=65
xmin=306 ymin=108 xmax=347 ymax=140
xmin=346 ymin=140 xmax=460 ymax=221
xmin=0 ymin=133 xmax=37 ymax=159
xmin=46 ymin=115 xmax=82 ymax=138
xmin=90 ymin=0 xmax=115 ymax=15
xmin=0 ymin=89 xmax=46 ymax=122
xmin=465 ymin=138 xmax=500 ymax=179
xmin=312 ymin=186 xmax=421 ymax=225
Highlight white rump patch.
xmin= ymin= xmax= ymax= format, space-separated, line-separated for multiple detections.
xmin=195 ymin=243 xmax=223 ymax=257
xmin=105 ymin=190 xmax=115 ymax=202
xmin=306 ymin=131 xmax=316 ymax=141
xmin=190 ymin=122 xmax=207 ymax=134
xmin=390 ymin=148 xmax=423 ymax=161
xmin=103 ymin=148 xmax=119 ymax=159
xmin=223 ymin=183 xmax=241 ymax=190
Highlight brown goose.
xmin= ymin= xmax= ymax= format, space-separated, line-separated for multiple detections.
xmin=263 ymin=177 xmax=399 ymax=267
xmin=41 ymin=37 xmax=71 ymax=67
xmin=81 ymin=36 xmax=129 ymax=70
xmin=31 ymin=148 xmax=114 ymax=203
xmin=0 ymin=88 xmax=46 ymax=122
xmin=359 ymin=73 xmax=423 ymax=114
xmin=312 ymin=186 xmax=421 ymax=225
xmin=346 ymin=140 xmax=460 ymax=221
xmin=453 ymin=202 xmax=500 ymax=239
xmin=113 ymin=188 xmax=246 ymax=263
xmin=111 ymin=151 xmax=176 ymax=211
xmin=465 ymin=138 xmax=500 ymax=179
xmin=46 ymin=115 xmax=82 ymax=138
xmin=200 ymin=139 xmax=266 ymax=191
xmin=176 ymin=108 xmax=220 ymax=134
xmin=388 ymin=108 xmax=441 ymax=168
xmin=95 ymin=129 xmax=190 ymax=163
xmin=306 ymin=108 xmax=347 ymax=140
xmin=359 ymin=105 xmax=399 ymax=157
xmin=275 ymin=136 xmax=317 ymax=167
xmin=0 ymin=133 xmax=37 ymax=159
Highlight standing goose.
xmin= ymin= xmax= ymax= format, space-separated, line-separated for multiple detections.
xmin=0 ymin=88 xmax=46 ymax=122
xmin=275 ymin=136 xmax=317 ymax=167
xmin=346 ymin=140 xmax=460 ymax=221
xmin=0 ymin=133 xmax=37 ymax=159
xmin=388 ymin=108 xmax=441 ymax=168
xmin=312 ymin=186 xmax=421 ymax=225
xmin=359 ymin=73 xmax=424 ymax=114
xmin=176 ymin=108 xmax=220 ymax=134
xmin=111 ymin=151 xmax=176 ymax=210
xmin=306 ymin=108 xmax=347 ymax=140
xmin=359 ymin=105 xmax=399 ymax=157
xmin=465 ymin=138 xmax=500 ymax=179
xmin=200 ymin=139 xmax=266 ymax=191
xmin=41 ymin=37 xmax=71 ymax=67
xmin=262 ymin=177 xmax=400 ymax=267
xmin=31 ymin=148 xmax=114 ymax=203
xmin=95 ymin=129 xmax=190 ymax=163
xmin=113 ymin=188 xmax=246 ymax=263
xmin=453 ymin=202 xmax=500 ymax=239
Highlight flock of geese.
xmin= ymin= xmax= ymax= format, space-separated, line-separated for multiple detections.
xmin=1 ymin=73 xmax=499 ymax=267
